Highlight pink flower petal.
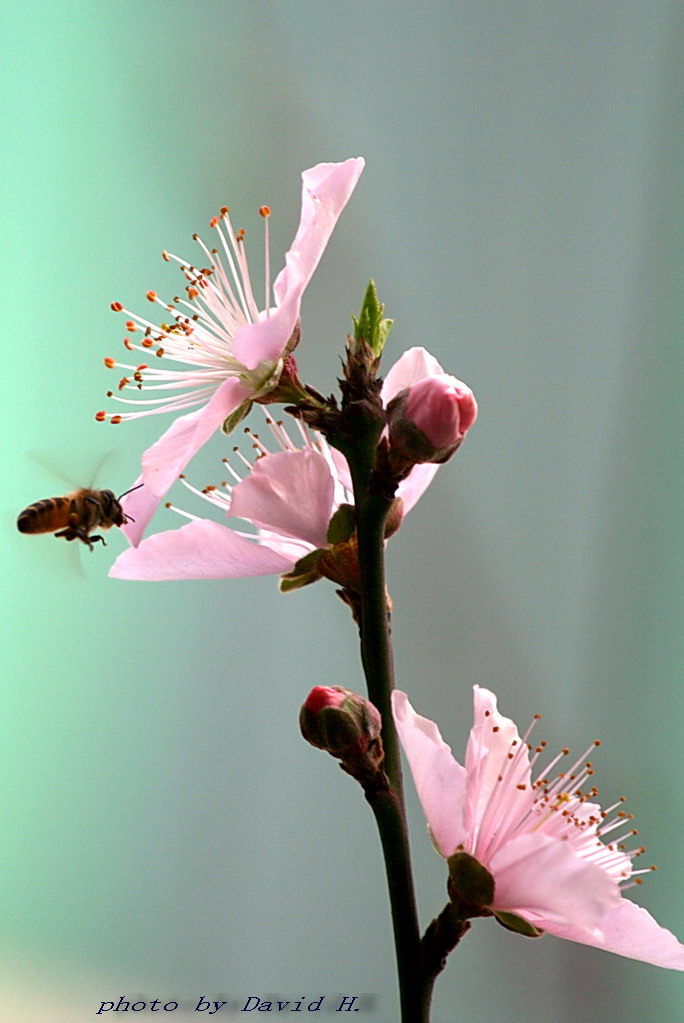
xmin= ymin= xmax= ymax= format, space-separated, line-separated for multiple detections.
xmin=230 ymin=299 xmax=301 ymax=379
xmin=110 ymin=518 xmax=294 ymax=580
xmin=120 ymin=378 xmax=250 ymax=546
xmin=392 ymin=690 xmax=467 ymax=856
xmin=142 ymin=377 xmax=250 ymax=498
xmin=538 ymin=898 xmax=684 ymax=970
xmin=381 ymin=346 xmax=445 ymax=405
xmin=119 ymin=474 xmax=158 ymax=549
xmin=395 ymin=464 xmax=440 ymax=514
xmin=380 ymin=348 xmax=446 ymax=513
xmin=229 ymin=448 xmax=335 ymax=550
xmin=233 ymin=158 xmax=365 ymax=370
xmin=273 ymin=159 xmax=366 ymax=307
xmin=330 ymin=447 xmax=353 ymax=493
xmin=489 ymin=832 xmax=619 ymax=931
xmin=465 ymin=686 xmax=533 ymax=843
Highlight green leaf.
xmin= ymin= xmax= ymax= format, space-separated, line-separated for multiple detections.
xmin=352 ymin=280 xmax=393 ymax=359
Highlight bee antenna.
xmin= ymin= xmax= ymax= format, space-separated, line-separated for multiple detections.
xmin=117 ymin=482 xmax=145 ymax=501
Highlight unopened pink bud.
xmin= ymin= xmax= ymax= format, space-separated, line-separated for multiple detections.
xmin=300 ymin=686 xmax=382 ymax=759
xmin=386 ymin=373 xmax=477 ymax=464
xmin=304 ymin=686 xmax=348 ymax=715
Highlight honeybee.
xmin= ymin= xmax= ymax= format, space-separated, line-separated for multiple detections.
xmin=17 ymin=484 xmax=143 ymax=551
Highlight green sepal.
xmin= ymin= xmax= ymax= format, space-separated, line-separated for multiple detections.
xmin=222 ymin=399 xmax=253 ymax=435
xmin=447 ymin=851 xmax=495 ymax=909
xmin=279 ymin=570 xmax=321 ymax=593
xmin=352 ymin=280 xmax=393 ymax=359
xmin=494 ymin=911 xmax=544 ymax=938
xmin=326 ymin=503 xmax=356 ymax=544
xmin=279 ymin=549 xmax=325 ymax=592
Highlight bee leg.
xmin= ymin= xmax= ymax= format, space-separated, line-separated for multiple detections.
xmin=55 ymin=527 xmax=77 ymax=542
xmin=88 ymin=534 xmax=107 ymax=548
xmin=59 ymin=529 xmax=93 ymax=550
xmin=72 ymin=529 xmax=103 ymax=551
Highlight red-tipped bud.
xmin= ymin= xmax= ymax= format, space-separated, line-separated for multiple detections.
xmin=386 ymin=373 xmax=477 ymax=464
xmin=300 ymin=686 xmax=381 ymax=757
xmin=300 ymin=687 xmax=385 ymax=785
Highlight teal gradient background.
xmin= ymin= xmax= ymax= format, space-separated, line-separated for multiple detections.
xmin=2 ymin=2 xmax=683 ymax=1020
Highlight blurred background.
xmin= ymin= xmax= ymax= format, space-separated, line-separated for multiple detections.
xmin=2 ymin=2 xmax=683 ymax=1020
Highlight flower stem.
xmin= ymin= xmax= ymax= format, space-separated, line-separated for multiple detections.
xmin=347 ymin=448 xmax=428 ymax=1022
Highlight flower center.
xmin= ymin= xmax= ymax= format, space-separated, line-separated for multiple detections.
xmin=96 ymin=204 xmax=275 ymax=424
xmin=475 ymin=711 xmax=655 ymax=888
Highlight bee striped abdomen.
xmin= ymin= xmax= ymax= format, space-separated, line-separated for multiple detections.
xmin=17 ymin=496 xmax=72 ymax=534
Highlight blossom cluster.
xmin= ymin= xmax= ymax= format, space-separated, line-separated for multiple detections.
xmin=102 ymin=159 xmax=476 ymax=583
xmin=99 ymin=157 xmax=684 ymax=976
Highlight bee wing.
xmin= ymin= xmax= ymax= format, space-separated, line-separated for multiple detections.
xmin=26 ymin=451 xmax=80 ymax=491
xmin=26 ymin=448 xmax=122 ymax=489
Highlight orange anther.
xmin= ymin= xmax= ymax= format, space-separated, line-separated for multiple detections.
xmin=123 ymin=337 xmax=134 ymax=350
xmin=95 ymin=411 xmax=106 ymax=422
xmin=126 ymin=320 xmax=137 ymax=332
xmin=259 ymin=205 xmax=271 ymax=218
xmin=111 ymin=301 xmax=124 ymax=312
xmin=111 ymin=415 xmax=122 ymax=424
xmin=147 ymin=290 xmax=157 ymax=302
xmin=104 ymin=357 xmax=116 ymax=368
xmin=162 ymin=250 xmax=170 ymax=261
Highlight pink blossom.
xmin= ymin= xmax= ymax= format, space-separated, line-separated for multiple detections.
xmin=110 ymin=348 xmax=445 ymax=580
xmin=100 ymin=159 xmax=365 ymax=540
xmin=111 ymin=426 xmax=342 ymax=580
xmin=387 ymin=372 xmax=477 ymax=463
xmin=392 ymin=686 xmax=684 ymax=969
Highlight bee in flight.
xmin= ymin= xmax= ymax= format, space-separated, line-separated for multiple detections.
xmin=17 ymin=484 xmax=143 ymax=551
